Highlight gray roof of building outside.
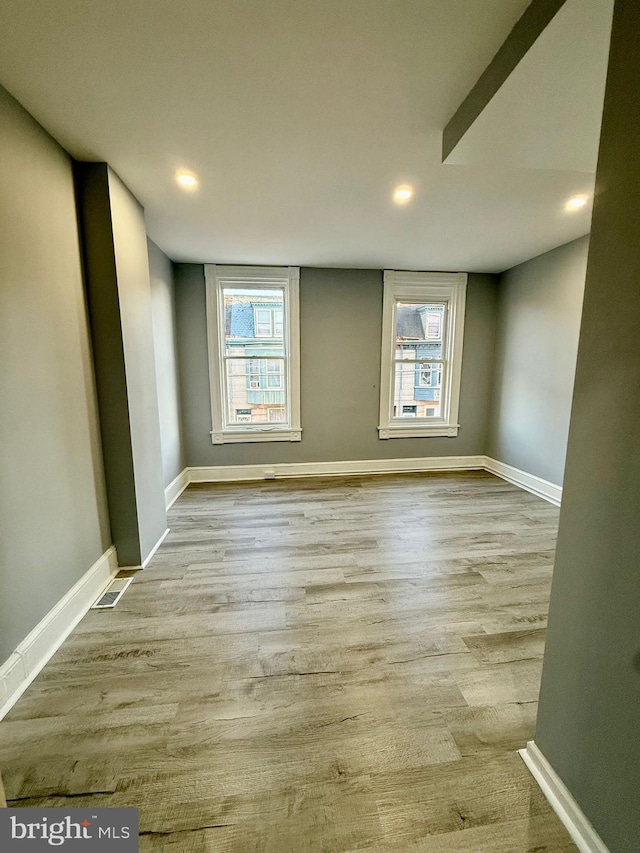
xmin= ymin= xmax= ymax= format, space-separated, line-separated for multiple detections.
xmin=396 ymin=305 xmax=425 ymax=340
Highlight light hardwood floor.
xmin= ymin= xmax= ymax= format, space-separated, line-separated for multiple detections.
xmin=0 ymin=472 xmax=577 ymax=851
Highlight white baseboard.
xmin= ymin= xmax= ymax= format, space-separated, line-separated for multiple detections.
xmin=188 ymin=455 xmax=486 ymax=483
xmin=483 ymin=457 xmax=562 ymax=506
xmin=141 ymin=528 xmax=170 ymax=568
xmin=519 ymin=741 xmax=609 ymax=853
xmin=165 ymin=468 xmax=189 ymax=510
xmin=0 ymin=546 xmax=119 ymax=721
xmin=167 ymin=456 xmax=561 ymax=506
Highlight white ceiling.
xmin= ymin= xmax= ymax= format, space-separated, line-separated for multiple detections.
xmin=0 ymin=0 xmax=612 ymax=272
xmin=445 ymin=0 xmax=613 ymax=173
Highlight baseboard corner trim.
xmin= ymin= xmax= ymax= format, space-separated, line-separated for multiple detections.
xmin=519 ymin=741 xmax=610 ymax=853
xmin=187 ymin=455 xmax=486 ymax=484
xmin=141 ymin=528 xmax=170 ymax=568
xmin=0 ymin=545 xmax=119 ymax=722
xmin=484 ymin=457 xmax=562 ymax=506
xmin=165 ymin=468 xmax=190 ymax=510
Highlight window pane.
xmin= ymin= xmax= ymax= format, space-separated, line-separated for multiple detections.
xmin=223 ymin=287 xmax=285 ymax=356
xmin=392 ymin=362 xmax=442 ymax=418
xmin=225 ymin=358 xmax=287 ymax=425
xmin=395 ymin=303 xmax=445 ymax=359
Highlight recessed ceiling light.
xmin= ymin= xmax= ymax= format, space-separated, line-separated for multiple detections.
xmin=565 ymin=195 xmax=588 ymax=211
xmin=393 ymin=185 xmax=414 ymax=204
xmin=176 ymin=170 xmax=198 ymax=189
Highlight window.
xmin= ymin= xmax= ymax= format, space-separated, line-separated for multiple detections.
xmin=245 ymin=358 xmax=284 ymax=391
xmin=247 ymin=358 xmax=262 ymax=389
xmin=378 ymin=271 xmax=467 ymax=438
xmin=205 ymin=265 xmax=301 ymax=443
xmin=425 ymin=312 xmax=442 ymax=339
xmin=254 ymin=306 xmax=284 ymax=338
xmin=267 ymin=359 xmax=283 ymax=388
xmin=418 ymin=363 xmax=442 ymax=387
xmin=268 ymin=407 xmax=286 ymax=422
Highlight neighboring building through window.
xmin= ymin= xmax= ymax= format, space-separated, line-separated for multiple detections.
xmin=254 ymin=306 xmax=283 ymax=338
xmin=379 ymin=271 xmax=467 ymax=438
xmin=205 ymin=265 xmax=301 ymax=443
xmin=425 ymin=311 xmax=442 ymax=339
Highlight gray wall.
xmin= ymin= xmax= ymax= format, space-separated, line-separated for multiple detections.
xmin=76 ymin=164 xmax=167 ymax=565
xmin=75 ymin=163 xmax=140 ymax=565
xmin=108 ymin=172 xmax=167 ymax=560
xmin=535 ymin=1 xmax=640 ymax=849
xmin=175 ymin=265 xmax=498 ymax=466
xmin=488 ymin=236 xmax=588 ymax=485
xmin=148 ymin=239 xmax=185 ymax=487
xmin=0 ymin=85 xmax=110 ymax=663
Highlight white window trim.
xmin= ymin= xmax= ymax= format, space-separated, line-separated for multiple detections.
xmin=378 ymin=270 xmax=467 ymax=439
xmin=205 ymin=265 xmax=301 ymax=444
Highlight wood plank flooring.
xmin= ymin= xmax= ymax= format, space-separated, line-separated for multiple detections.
xmin=0 ymin=472 xmax=577 ymax=851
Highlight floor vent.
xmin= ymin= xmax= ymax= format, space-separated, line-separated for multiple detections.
xmin=91 ymin=576 xmax=134 ymax=609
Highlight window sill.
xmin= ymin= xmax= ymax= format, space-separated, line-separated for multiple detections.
xmin=211 ymin=428 xmax=302 ymax=445
xmin=378 ymin=424 xmax=459 ymax=439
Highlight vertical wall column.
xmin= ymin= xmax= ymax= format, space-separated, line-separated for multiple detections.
xmin=534 ymin=1 xmax=640 ymax=850
xmin=75 ymin=163 xmax=167 ymax=567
